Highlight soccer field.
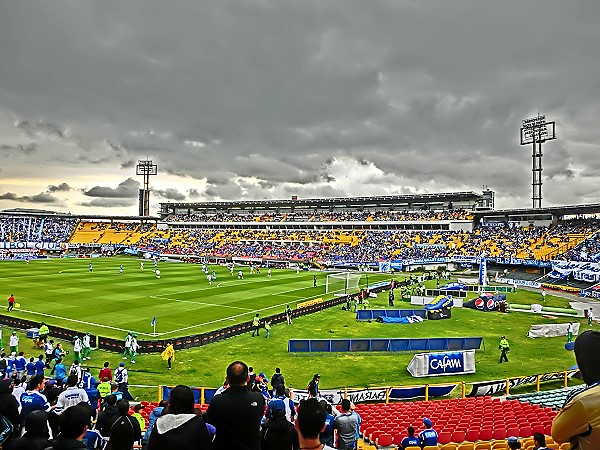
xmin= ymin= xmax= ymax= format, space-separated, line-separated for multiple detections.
xmin=0 ymin=257 xmax=382 ymax=340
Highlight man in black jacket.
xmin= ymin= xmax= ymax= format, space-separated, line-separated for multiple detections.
xmin=95 ymin=394 xmax=119 ymax=437
xmin=206 ymin=361 xmax=265 ymax=450
xmin=44 ymin=403 xmax=89 ymax=449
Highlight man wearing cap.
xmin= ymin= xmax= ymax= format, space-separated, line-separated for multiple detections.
xmin=419 ymin=417 xmax=438 ymax=448
xmin=82 ymin=332 xmax=92 ymax=360
xmin=552 ymin=330 xmax=600 ymax=449
xmin=114 ymin=361 xmax=128 ymax=393
xmin=499 ymin=336 xmax=510 ymax=363
xmin=507 ymin=436 xmax=521 ymax=449
xmin=334 ymin=398 xmax=359 ymax=450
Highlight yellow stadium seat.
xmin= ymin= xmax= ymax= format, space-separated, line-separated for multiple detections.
xmin=441 ymin=444 xmax=458 ymax=450
xmin=474 ymin=443 xmax=491 ymax=450
xmin=457 ymin=444 xmax=474 ymax=450
xmin=423 ymin=447 xmax=440 ymax=450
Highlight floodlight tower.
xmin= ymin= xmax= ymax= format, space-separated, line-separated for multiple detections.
xmin=520 ymin=115 xmax=556 ymax=208
xmin=136 ymin=159 xmax=157 ymax=216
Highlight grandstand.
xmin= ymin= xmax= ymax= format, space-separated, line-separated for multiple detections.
xmin=2 ymin=193 xmax=600 ymax=449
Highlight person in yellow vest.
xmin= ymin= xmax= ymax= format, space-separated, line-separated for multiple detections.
xmin=132 ymin=404 xmax=146 ymax=433
xmin=252 ymin=313 xmax=260 ymax=337
xmin=97 ymin=377 xmax=112 ymax=400
xmin=161 ymin=341 xmax=175 ymax=370
xmin=265 ymin=320 xmax=272 ymax=339
xmin=499 ymin=336 xmax=510 ymax=363
xmin=38 ymin=322 xmax=50 ymax=343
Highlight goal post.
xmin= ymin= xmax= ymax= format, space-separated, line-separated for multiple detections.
xmin=326 ymin=272 xmax=362 ymax=296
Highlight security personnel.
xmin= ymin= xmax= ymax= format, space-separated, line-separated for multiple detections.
xmin=38 ymin=322 xmax=50 ymax=343
xmin=97 ymin=377 xmax=111 ymax=400
xmin=499 ymin=336 xmax=510 ymax=363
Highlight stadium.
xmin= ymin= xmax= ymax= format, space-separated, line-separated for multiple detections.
xmin=0 ymin=189 xmax=598 ymax=449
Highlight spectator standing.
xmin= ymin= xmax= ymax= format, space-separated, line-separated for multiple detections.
xmin=108 ymin=399 xmax=141 ymax=450
xmin=271 ymin=367 xmax=285 ymax=390
xmin=261 ymin=401 xmax=295 ymax=450
xmin=552 ymin=330 xmax=600 ymax=449
xmin=400 ymin=426 xmax=420 ymax=449
xmin=419 ymin=417 xmax=438 ymax=447
xmin=567 ymin=322 xmax=574 ymax=343
xmin=147 ymin=385 xmax=211 ymax=450
xmin=0 ymin=378 xmax=20 ymax=444
xmin=96 ymin=395 xmax=119 ymax=437
xmin=499 ymin=336 xmax=510 ymax=363
xmin=589 ymin=308 xmax=594 ymax=326
xmin=19 ymin=375 xmax=53 ymax=428
xmin=54 ymin=375 xmax=89 ymax=415
xmin=285 ymin=305 xmax=292 ymax=325
xmin=114 ymin=362 xmax=128 ymax=393
xmin=161 ymin=342 xmax=175 ymax=370
xmin=295 ymin=398 xmax=335 ymax=450
xmin=267 ymin=384 xmax=296 ymax=424
xmin=44 ymin=340 xmax=55 ymax=365
xmin=141 ymin=399 xmax=167 ymax=446
xmin=9 ymin=410 xmax=52 ymax=450
xmin=99 ymin=362 xmax=112 ymax=382
xmin=44 ymin=403 xmax=90 ymax=450
xmin=308 ymin=374 xmax=320 ymax=398
xmin=334 ymin=399 xmax=359 ymax=450
xmin=206 ymin=360 xmax=265 ymax=450
xmin=319 ymin=400 xmax=335 ymax=448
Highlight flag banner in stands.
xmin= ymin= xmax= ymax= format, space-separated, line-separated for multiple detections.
xmin=407 ymin=350 xmax=476 ymax=377
xmin=551 ymin=260 xmax=600 ymax=283
xmin=497 ymin=277 xmax=541 ymax=288
xmin=468 ymin=370 xmax=578 ymax=397
xmin=292 ymin=388 xmax=388 ymax=405
xmin=0 ymin=241 xmax=63 ymax=250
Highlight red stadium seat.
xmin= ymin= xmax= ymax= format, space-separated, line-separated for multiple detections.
xmin=518 ymin=426 xmax=532 ymax=438
xmin=376 ymin=434 xmax=394 ymax=447
xmin=452 ymin=431 xmax=466 ymax=443
xmin=438 ymin=431 xmax=452 ymax=444
xmin=465 ymin=429 xmax=479 ymax=442
xmin=479 ymin=429 xmax=493 ymax=441
xmin=492 ymin=428 xmax=506 ymax=440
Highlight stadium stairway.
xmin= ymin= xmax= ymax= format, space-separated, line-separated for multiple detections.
xmin=506 ymin=386 xmax=579 ymax=410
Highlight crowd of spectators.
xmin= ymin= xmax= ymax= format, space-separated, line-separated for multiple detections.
xmin=0 ymin=216 xmax=77 ymax=243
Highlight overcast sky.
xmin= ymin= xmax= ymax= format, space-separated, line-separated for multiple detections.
xmin=1 ymin=0 xmax=599 ymax=216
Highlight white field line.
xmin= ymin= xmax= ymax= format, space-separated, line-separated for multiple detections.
xmin=149 ymin=296 xmax=252 ymax=311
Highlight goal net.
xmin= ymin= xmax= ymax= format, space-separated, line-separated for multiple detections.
xmin=326 ymin=272 xmax=362 ymax=296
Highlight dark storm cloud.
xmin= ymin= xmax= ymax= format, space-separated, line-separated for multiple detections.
xmin=48 ymin=183 xmax=72 ymax=192
xmin=83 ymin=178 xmax=140 ymax=199
xmin=0 ymin=191 xmax=59 ymax=204
xmin=80 ymin=198 xmax=137 ymax=208
xmin=1 ymin=0 xmax=600 ymax=212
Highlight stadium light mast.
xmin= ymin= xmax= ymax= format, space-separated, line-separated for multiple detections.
xmin=136 ymin=159 xmax=158 ymax=216
xmin=520 ymin=114 xmax=556 ymax=208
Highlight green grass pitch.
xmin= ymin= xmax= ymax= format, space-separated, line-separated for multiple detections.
xmin=0 ymin=257 xmax=586 ymax=398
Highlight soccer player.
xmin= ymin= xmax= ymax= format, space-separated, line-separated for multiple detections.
xmin=89 ymin=263 xmax=93 ymax=272
xmin=155 ymin=269 xmax=161 ymax=278
xmin=9 ymin=331 xmax=18 ymax=353
xmin=73 ymin=335 xmax=83 ymax=363
xmin=140 ymin=261 xmax=144 ymax=270
xmin=267 ymin=268 xmax=272 ymax=278
xmin=119 ymin=264 xmax=123 ymax=275
xmin=82 ymin=332 xmax=92 ymax=360
xmin=123 ymin=332 xmax=132 ymax=360
xmin=238 ymin=270 xmax=244 ymax=280
xmin=207 ymin=273 xmax=212 ymax=286
xmin=130 ymin=334 xmax=139 ymax=364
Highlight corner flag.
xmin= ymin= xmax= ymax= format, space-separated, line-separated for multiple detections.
xmin=150 ymin=316 xmax=156 ymax=326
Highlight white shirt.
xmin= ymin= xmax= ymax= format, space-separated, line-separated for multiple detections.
xmin=82 ymin=335 xmax=91 ymax=348
xmin=54 ymin=387 xmax=89 ymax=414
xmin=9 ymin=335 xmax=18 ymax=347
xmin=73 ymin=338 xmax=82 ymax=352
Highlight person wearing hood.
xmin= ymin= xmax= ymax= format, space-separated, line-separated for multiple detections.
xmin=141 ymin=399 xmax=167 ymax=446
xmin=95 ymin=394 xmax=119 ymax=437
xmin=0 ymin=378 xmax=20 ymax=444
xmin=552 ymin=330 xmax=600 ymax=450
xmin=147 ymin=384 xmax=211 ymax=450
xmin=106 ymin=399 xmax=141 ymax=450
xmin=10 ymin=409 xmax=53 ymax=450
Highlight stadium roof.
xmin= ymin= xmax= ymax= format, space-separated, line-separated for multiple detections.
xmin=160 ymin=191 xmax=483 ymax=211
xmin=475 ymin=203 xmax=600 ymax=219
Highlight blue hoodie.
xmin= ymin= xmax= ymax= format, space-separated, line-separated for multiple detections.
xmin=142 ymin=406 xmax=164 ymax=443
